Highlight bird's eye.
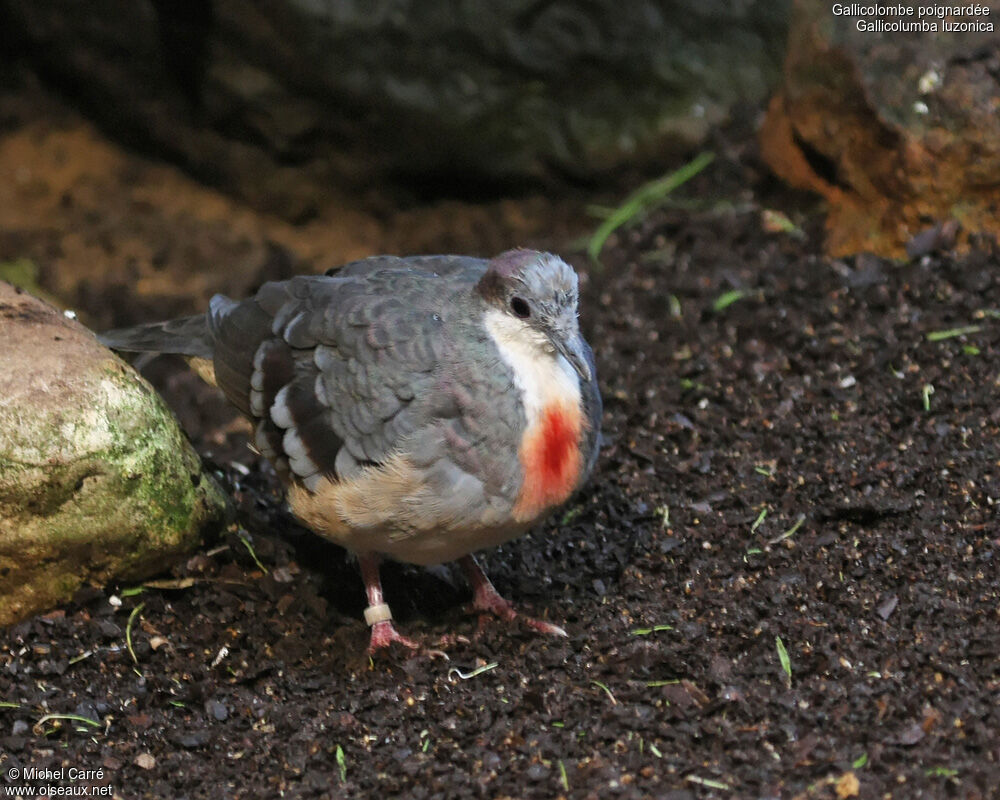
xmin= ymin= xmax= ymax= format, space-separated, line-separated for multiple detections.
xmin=510 ymin=296 xmax=531 ymax=319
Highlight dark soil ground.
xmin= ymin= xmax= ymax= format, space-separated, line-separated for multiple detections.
xmin=2 ymin=76 xmax=1000 ymax=799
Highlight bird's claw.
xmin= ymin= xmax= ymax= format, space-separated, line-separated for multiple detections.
xmin=435 ymin=633 xmax=471 ymax=649
xmin=466 ymin=595 xmax=568 ymax=638
xmin=521 ymin=617 xmax=568 ymax=637
xmin=368 ymin=621 xmax=449 ymax=659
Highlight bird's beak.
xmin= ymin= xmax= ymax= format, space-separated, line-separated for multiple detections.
xmin=553 ymin=330 xmax=592 ymax=383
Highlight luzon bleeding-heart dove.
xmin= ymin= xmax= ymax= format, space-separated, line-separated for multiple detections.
xmin=100 ymin=249 xmax=602 ymax=653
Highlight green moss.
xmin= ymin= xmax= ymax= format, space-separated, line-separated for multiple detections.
xmin=96 ymin=366 xmax=227 ymax=545
xmin=0 ymin=259 xmax=62 ymax=307
xmin=0 ymin=356 xmax=231 ymax=625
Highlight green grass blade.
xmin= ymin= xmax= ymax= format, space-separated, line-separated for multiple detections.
xmin=126 ymin=602 xmax=145 ymax=666
xmin=558 ymin=759 xmax=569 ymax=791
xmin=776 ymin=636 xmax=792 ymax=682
xmin=926 ymin=325 xmax=981 ymax=342
xmin=335 ymin=744 xmax=347 ymax=781
xmin=713 ymin=289 xmax=748 ymax=312
xmin=587 ymin=152 xmax=715 ymax=262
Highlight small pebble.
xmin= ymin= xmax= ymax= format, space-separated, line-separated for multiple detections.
xmin=134 ymin=753 xmax=156 ymax=770
xmin=205 ymin=699 xmax=229 ymax=722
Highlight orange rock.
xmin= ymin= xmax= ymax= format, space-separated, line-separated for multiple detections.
xmin=760 ymin=0 xmax=1000 ymax=257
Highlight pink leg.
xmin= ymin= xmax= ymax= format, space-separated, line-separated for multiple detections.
xmin=458 ymin=555 xmax=567 ymax=637
xmin=359 ymin=554 xmax=422 ymax=653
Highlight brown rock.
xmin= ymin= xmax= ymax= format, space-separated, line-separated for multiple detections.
xmin=760 ymin=0 xmax=1000 ymax=257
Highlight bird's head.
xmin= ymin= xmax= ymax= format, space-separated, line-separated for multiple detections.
xmin=477 ymin=249 xmax=592 ymax=383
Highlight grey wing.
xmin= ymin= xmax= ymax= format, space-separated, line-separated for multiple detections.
xmin=210 ymin=263 xmax=467 ymax=489
xmin=329 ymin=254 xmax=487 ymax=281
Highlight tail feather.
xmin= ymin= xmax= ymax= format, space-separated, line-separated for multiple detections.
xmin=99 ymin=313 xmax=214 ymax=359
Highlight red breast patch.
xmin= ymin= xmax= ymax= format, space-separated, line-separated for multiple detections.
xmin=514 ymin=401 xmax=584 ymax=521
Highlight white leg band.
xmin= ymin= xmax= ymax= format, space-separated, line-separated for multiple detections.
xmin=363 ymin=603 xmax=393 ymax=626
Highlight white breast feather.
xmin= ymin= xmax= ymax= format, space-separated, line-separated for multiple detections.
xmin=483 ymin=309 xmax=581 ymax=425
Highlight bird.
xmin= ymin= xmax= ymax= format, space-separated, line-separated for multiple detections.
xmin=99 ymin=249 xmax=602 ymax=654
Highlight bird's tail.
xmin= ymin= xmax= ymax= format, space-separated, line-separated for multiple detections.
xmin=99 ymin=313 xmax=214 ymax=359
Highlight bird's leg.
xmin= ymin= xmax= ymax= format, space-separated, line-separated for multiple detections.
xmin=359 ymin=553 xmax=422 ymax=653
xmin=458 ymin=554 xmax=567 ymax=637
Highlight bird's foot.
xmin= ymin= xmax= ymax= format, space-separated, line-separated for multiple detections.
xmin=459 ymin=554 xmax=568 ymax=637
xmin=368 ymin=619 xmax=421 ymax=652
xmin=468 ymin=585 xmax=568 ymax=637
xmin=360 ymin=557 xmax=447 ymax=659
xmin=367 ymin=620 xmax=448 ymax=659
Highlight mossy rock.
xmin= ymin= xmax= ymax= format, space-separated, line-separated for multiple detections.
xmin=0 ymin=282 xmax=230 ymax=625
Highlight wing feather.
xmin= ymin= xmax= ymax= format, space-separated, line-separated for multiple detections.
xmin=207 ymin=256 xmax=488 ymax=485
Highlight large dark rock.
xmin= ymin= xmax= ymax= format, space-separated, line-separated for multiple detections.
xmin=1 ymin=1 xmax=789 ymax=215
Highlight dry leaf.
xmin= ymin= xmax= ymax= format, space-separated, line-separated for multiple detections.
xmin=836 ymin=771 xmax=860 ymax=799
